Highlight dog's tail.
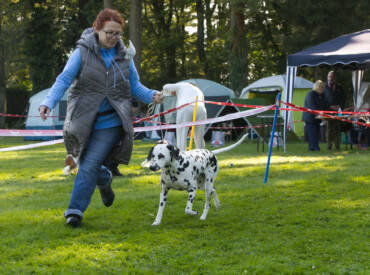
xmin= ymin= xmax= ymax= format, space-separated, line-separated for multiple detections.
xmin=211 ymin=133 xmax=248 ymax=155
xmin=162 ymin=83 xmax=182 ymax=96
xmin=213 ymin=189 xmax=221 ymax=209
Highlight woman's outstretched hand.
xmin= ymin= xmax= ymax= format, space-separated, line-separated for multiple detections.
xmin=39 ymin=105 xmax=51 ymax=121
xmin=153 ymin=91 xmax=164 ymax=104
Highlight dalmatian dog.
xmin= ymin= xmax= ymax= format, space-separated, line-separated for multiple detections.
xmin=145 ymin=133 xmax=248 ymax=225
xmin=148 ymin=144 xmax=220 ymax=225
xmin=162 ymin=82 xmax=207 ymax=151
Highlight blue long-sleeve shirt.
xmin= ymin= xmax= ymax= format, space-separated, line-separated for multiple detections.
xmin=41 ymin=47 xmax=155 ymax=129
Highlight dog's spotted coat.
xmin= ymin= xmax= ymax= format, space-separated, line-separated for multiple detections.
xmin=147 ymin=143 xmax=220 ymax=225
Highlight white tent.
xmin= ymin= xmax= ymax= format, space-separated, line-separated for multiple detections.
xmin=25 ymin=88 xmax=66 ymax=140
xmin=240 ymin=75 xmax=313 ymax=98
xmin=357 ymin=82 xmax=370 ymax=112
xmin=240 ymin=75 xmax=313 ymax=137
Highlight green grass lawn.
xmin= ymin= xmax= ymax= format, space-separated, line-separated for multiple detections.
xmin=0 ymin=137 xmax=369 ymax=274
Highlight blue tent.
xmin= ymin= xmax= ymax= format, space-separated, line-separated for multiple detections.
xmin=24 ymin=88 xmax=66 ymax=141
xmin=283 ymin=29 xmax=370 ymax=150
xmin=288 ymin=29 xmax=370 ymax=69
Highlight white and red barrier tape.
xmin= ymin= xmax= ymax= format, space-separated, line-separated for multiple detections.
xmin=1 ymin=98 xmax=369 ymax=152
xmin=0 ymin=138 xmax=64 ymax=152
xmin=284 ymin=102 xmax=370 ymax=127
xmin=0 ymin=129 xmax=63 ymax=137
xmin=133 ymin=104 xmax=274 ymax=132
xmin=2 ymin=100 xmax=369 ymax=120
xmin=0 ymin=104 xmax=274 ymax=152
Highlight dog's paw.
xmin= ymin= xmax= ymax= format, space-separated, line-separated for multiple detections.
xmin=62 ymin=166 xmax=72 ymax=176
xmin=200 ymin=214 xmax=207 ymax=220
xmin=185 ymin=210 xmax=198 ymax=216
xmin=152 ymin=220 xmax=161 ymax=226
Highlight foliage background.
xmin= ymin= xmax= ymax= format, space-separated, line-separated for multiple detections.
xmin=0 ymin=0 xmax=370 ymax=127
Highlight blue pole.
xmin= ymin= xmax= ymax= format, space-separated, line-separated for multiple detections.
xmin=264 ymin=92 xmax=281 ymax=184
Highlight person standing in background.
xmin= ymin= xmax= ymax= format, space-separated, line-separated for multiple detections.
xmin=302 ymin=80 xmax=328 ymax=151
xmin=324 ymin=71 xmax=346 ymax=150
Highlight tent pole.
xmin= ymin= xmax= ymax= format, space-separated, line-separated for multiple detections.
xmin=283 ymin=66 xmax=297 ymax=152
xmin=352 ymin=70 xmax=364 ymax=112
xmin=264 ymin=92 xmax=281 ymax=184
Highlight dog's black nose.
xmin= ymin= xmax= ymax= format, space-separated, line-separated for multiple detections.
xmin=150 ymin=165 xmax=160 ymax=171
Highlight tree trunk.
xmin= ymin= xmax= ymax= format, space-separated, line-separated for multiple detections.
xmin=129 ymin=0 xmax=142 ymax=74
xmin=229 ymin=2 xmax=247 ymax=96
xmin=0 ymin=15 xmax=7 ymax=128
xmin=152 ymin=0 xmax=177 ymax=82
xmin=103 ymin=0 xmax=114 ymax=9
xmin=78 ymin=0 xmax=90 ymax=27
xmin=196 ymin=0 xmax=206 ymax=75
xmin=204 ymin=0 xmax=215 ymax=42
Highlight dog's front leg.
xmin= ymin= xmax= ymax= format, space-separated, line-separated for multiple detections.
xmin=185 ymin=187 xmax=198 ymax=215
xmin=152 ymin=185 xmax=169 ymax=226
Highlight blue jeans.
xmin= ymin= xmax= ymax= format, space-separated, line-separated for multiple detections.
xmin=64 ymin=126 xmax=122 ymax=218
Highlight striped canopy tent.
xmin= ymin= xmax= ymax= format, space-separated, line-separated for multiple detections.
xmin=284 ymin=29 xmax=370 ymax=150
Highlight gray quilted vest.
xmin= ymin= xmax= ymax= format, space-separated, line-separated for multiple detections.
xmin=63 ymin=32 xmax=133 ymax=164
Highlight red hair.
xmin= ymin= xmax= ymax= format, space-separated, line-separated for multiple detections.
xmin=93 ymin=9 xmax=124 ymax=31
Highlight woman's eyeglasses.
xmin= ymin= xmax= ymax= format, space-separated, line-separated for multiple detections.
xmin=103 ymin=30 xmax=124 ymax=38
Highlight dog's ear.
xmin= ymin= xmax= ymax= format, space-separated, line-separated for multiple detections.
xmin=147 ymin=146 xmax=154 ymax=161
xmin=141 ymin=146 xmax=154 ymax=168
xmin=167 ymin=144 xmax=180 ymax=160
xmin=156 ymin=139 xmax=168 ymax=145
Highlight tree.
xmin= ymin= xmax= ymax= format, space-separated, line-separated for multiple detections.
xmin=104 ymin=0 xmax=114 ymax=9
xmin=195 ymin=0 xmax=220 ymax=79
xmin=244 ymin=0 xmax=287 ymax=81
xmin=23 ymin=0 xmax=61 ymax=94
xmin=0 ymin=1 xmax=30 ymax=127
xmin=229 ymin=1 xmax=247 ymax=95
xmin=141 ymin=0 xmax=193 ymax=87
xmin=272 ymin=0 xmax=370 ymax=90
xmin=0 ymin=13 xmax=6 ymax=128
xmin=3 ymin=0 xmax=370 ymax=115
xmin=58 ymin=0 xmax=91 ymax=64
xmin=129 ymin=0 xmax=142 ymax=73
xmin=196 ymin=0 xmax=206 ymax=74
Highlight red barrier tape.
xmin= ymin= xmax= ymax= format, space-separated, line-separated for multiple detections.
xmin=283 ymin=102 xmax=370 ymax=128
xmin=2 ymin=100 xmax=369 ymax=119
xmin=0 ymin=104 xmax=274 ymax=137
xmin=2 ymin=99 xmax=369 ymax=131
